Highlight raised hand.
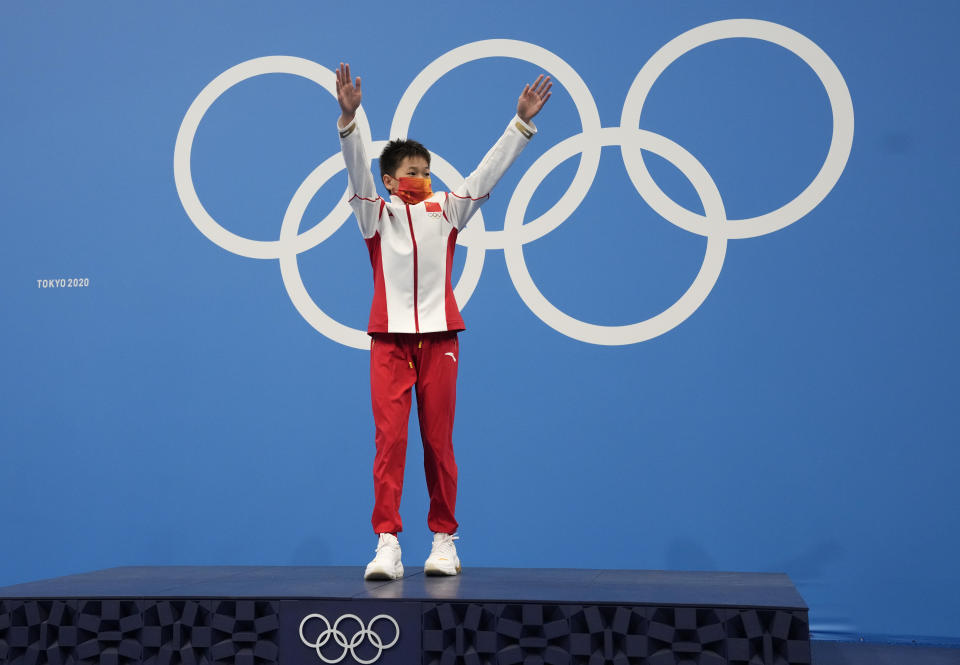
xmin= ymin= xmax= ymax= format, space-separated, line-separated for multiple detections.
xmin=517 ymin=74 xmax=552 ymax=124
xmin=336 ymin=62 xmax=362 ymax=124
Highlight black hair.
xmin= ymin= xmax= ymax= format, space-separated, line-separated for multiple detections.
xmin=379 ymin=138 xmax=431 ymax=182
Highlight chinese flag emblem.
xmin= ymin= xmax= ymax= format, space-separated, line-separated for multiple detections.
xmin=425 ymin=202 xmax=442 ymax=213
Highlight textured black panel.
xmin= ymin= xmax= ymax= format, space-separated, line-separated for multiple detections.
xmin=0 ymin=598 xmax=81 ymax=665
xmin=207 ymin=601 xmax=279 ymax=665
xmin=422 ymin=603 xmax=811 ymax=665
xmin=724 ymin=608 xmax=811 ymax=665
xmin=74 ymin=599 xmax=143 ymax=665
xmin=141 ymin=600 xmax=214 ymax=665
xmin=0 ymin=599 xmax=280 ymax=665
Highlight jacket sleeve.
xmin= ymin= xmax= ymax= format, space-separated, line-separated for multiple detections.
xmin=444 ymin=114 xmax=537 ymax=232
xmin=338 ymin=112 xmax=383 ymax=239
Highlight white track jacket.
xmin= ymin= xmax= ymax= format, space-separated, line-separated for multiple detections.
xmin=338 ymin=110 xmax=537 ymax=334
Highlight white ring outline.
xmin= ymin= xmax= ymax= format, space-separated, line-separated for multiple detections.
xmin=174 ymin=56 xmax=373 ymax=259
xmin=620 ymin=19 xmax=855 ymax=239
xmin=298 ymin=612 xmax=400 ymax=665
xmin=503 ymin=126 xmax=727 ymax=345
xmin=389 ymin=39 xmax=603 ymax=252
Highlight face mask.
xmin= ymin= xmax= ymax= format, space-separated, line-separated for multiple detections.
xmin=394 ymin=176 xmax=432 ymax=205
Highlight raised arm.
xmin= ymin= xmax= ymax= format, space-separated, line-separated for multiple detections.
xmin=445 ymin=75 xmax=552 ymax=231
xmin=336 ymin=62 xmax=382 ymax=239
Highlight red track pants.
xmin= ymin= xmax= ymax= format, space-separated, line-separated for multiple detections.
xmin=370 ymin=331 xmax=460 ymax=535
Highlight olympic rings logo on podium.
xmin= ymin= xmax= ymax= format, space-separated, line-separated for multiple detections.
xmin=174 ymin=19 xmax=854 ymax=349
xmin=299 ymin=612 xmax=400 ymax=664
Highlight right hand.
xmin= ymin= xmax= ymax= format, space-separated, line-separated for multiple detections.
xmin=336 ymin=62 xmax=362 ymax=120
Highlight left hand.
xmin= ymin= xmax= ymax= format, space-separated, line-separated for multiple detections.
xmin=517 ymin=74 xmax=552 ymax=123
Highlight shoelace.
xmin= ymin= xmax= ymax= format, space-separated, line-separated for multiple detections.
xmin=431 ymin=534 xmax=459 ymax=559
xmin=375 ymin=535 xmax=398 ymax=554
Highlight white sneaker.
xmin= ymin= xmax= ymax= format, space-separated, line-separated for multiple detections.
xmin=424 ymin=532 xmax=461 ymax=576
xmin=364 ymin=533 xmax=404 ymax=580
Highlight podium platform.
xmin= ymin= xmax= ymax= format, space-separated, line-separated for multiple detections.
xmin=0 ymin=565 xmax=810 ymax=664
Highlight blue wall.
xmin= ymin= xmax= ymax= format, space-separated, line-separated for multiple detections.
xmin=2 ymin=0 xmax=958 ymax=645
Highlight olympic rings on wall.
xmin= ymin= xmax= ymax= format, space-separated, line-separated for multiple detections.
xmin=173 ymin=19 xmax=853 ymax=348
xmin=298 ymin=613 xmax=400 ymax=664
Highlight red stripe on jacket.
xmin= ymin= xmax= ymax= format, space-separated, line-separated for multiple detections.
xmin=444 ymin=229 xmax=465 ymax=331
xmin=364 ymin=204 xmax=389 ymax=333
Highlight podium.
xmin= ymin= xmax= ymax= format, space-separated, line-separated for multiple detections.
xmin=0 ymin=565 xmax=810 ymax=664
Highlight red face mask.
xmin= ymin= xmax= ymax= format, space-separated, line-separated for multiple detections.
xmin=394 ymin=176 xmax=433 ymax=205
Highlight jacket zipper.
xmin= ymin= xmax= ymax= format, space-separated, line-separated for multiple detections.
xmin=405 ymin=203 xmax=420 ymax=333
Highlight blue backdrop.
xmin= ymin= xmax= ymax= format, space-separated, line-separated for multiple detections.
xmin=2 ymin=0 xmax=958 ymax=646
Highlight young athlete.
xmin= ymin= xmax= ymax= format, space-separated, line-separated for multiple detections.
xmin=335 ymin=61 xmax=551 ymax=579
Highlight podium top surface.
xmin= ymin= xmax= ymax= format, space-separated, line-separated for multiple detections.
xmin=0 ymin=566 xmax=807 ymax=610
